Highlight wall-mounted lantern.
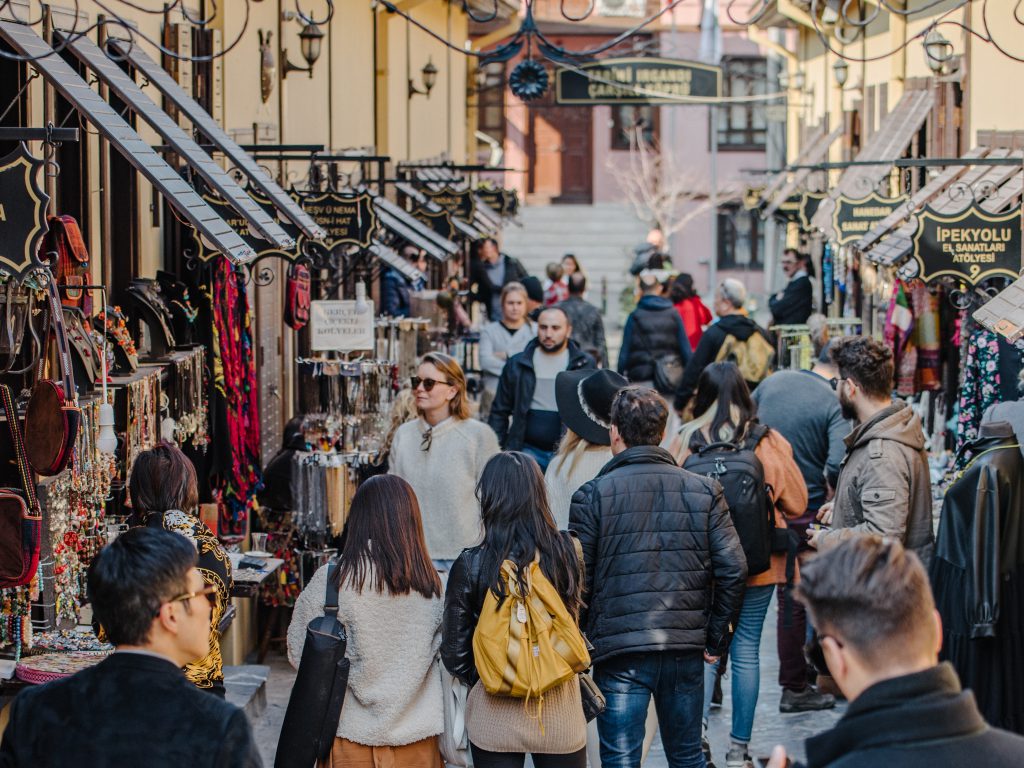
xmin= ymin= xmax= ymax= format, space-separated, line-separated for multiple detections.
xmin=833 ymin=58 xmax=849 ymax=88
xmin=281 ymin=19 xmax=324 ymax=79
xmin=408 ymin=58 xmax=439 ymax=99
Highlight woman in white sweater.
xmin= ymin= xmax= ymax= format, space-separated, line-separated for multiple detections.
xmin=544 ymin=369 xmax=627 ymax=528
xmin=478 ymin=282 xmax=534 ymax=420
xmin=287 ymin=475 xmax=445 ymax=766
xmin=390 ymin=352 xmax=500 ymax=567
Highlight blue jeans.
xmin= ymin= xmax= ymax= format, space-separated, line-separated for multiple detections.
xmin=521 ymin=443 xmax=555 ymax=473
xmin=595 ymin=651 xmax=706 ymax=768
xmin=703 ymin=584 xmax=775 ymax=744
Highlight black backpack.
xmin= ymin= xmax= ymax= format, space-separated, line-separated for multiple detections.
xmin=683 ymin=423 xmax=775 ymax=576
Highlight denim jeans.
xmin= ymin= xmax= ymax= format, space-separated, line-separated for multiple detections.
xmin=595 ymin=651 xmax=706 ymax=768
xmin=521 ymin=443 xmax=555 ymax=473
xmin=703 ymin=584 xmax=775 ymax=744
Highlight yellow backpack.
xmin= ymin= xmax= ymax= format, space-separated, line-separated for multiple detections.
xmin=715 ymin=331 xmax=775 ymax=385
xmin=472 ymin=559 xmax=590 ymax=722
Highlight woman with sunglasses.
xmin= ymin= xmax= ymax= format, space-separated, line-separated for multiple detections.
xmin=670 ymin=362 xmax=807 ymax=767
xmin=390 ymin=352 xmax=500 ymax=570
xmin=442 ymin=451 xmax=587 ymax=767
xmin=128 ymin=442 xmax=232 ymax=697
xmin=288 ymin=475 xmax=445 ymax=766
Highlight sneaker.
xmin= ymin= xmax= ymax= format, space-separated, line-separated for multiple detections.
xmin=725 ymin=745 xmax=754 ymax=768
xmin=780 ymin=686 xmax=837 ymax=713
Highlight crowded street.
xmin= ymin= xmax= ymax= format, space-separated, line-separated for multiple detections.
xmin=0 ymin=1 xmax=1021 ymax=767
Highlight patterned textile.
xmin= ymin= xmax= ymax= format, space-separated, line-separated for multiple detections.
xmin=144 ymin=511 xmax=232 ymax=692
xmin=957 ymin=329 xmax=1003 ymax=453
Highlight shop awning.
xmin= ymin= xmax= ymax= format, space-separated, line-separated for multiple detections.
xmin=811 ymin=89 xmax=935 ymax=234
xmin=415 ymin=168 xmax=501 ymax=233
xmin=369 ymin=240 xmax=424 ymax=282
xmin=0 ymin=21 xmax=255 ymax=264
xmin=64 ymin=35 xmax=294 ymax=250
xmin=107 ymin=38 xmax=326 ymax=242
xmin=762 ymin=124 xmax=843 ymax=218
xmin=372 ymin=196 xmax=459 ymax=260
xmin=395 ymin=182 xmax=483 ymax=240
xmin=864 ymin=149 xmax=1023 ymax=267
xmin=975 ymin=274 xmax=1024 ymax=342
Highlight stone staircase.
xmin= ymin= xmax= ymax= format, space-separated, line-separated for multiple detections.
xmin=502 ymin=203 xmax=649 ymax=343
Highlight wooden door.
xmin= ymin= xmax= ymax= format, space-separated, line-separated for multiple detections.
xmin=528 ymin=104 xmax=593 ymax=204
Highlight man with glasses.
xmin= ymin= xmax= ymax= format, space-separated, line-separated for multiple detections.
xmin=763 ymin=535 xmax=1024 ymax=767
xmin=0 ymin=527 xmax=262 ymax=767
xmin=488 ymin=306 xmax=595 ymax=471
xmin=808 ymin=336 xmax=934 ymax=566
xmin=769 ymin=248 xmax=813 ymax=326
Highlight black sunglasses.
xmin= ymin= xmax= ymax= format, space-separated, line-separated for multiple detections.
xmin=411 ymin=376 xmax=452 ymax=392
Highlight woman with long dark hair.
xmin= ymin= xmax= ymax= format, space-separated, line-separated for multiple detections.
xmin=671 ymin=362 xmax=807 ymax=767
xmin=128 ymin=442 xmax=231 ymax=697
xmin=287 ymin=475 xmax=444 ymax=766
xmin=442 ymin=452 xmax=587 ymax=767
xmin=670 ymin=272 xmax=712 ymax=352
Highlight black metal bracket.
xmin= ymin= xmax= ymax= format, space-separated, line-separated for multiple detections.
xmin=0 ymin=127 xmax=80 ymax=143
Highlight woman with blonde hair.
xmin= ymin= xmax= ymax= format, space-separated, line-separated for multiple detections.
xmin=544 ymin=369 xmax=627 ymax=528
xmin=390 ymin=352 xmax=500 ymax=570
xmin=478 ymin=282 xmax=534 ymax=420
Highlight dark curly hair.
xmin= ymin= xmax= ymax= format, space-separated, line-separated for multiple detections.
xmin=829 ymin=335 xmax=894 ymax=400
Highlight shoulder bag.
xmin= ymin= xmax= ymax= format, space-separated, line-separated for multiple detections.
xmin=571 ymin=535 xmax=606 ymax=722
xmin=275 ymin=562 xmax=349 ymax=768
xmin=24 ymin=276 xmax=81 ymax=476
xmin=0 ymin=384 xmax=43 ymax=588
xmin=284 ymin=262 xmax=311 ymax=331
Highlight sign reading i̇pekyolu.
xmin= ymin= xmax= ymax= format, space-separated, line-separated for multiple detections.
xmin=555 ymin=57 xmax=722 ymax=105
xmin=832 ymin=192 xmax=908 ymax=245
xmin=912 ymin=205 xmax=1022 ymax=286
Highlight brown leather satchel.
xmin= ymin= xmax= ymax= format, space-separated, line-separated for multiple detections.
xmin=0 ymin=384 xmax=42 ymax=588
xmin=24 ymin=276 xmax=81 ymax=476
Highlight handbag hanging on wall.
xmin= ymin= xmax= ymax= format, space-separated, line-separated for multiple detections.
xmin=24 ymin=276 xmax=81 ymax=476
xmin=284 ymin=262 xmax=311 ymax=331
xmin=275 ymin=561 xmax=349 ymax=768
xmin=38 ymin=215 xmax=90 ymax=310
xmin=0 ymin=385 xmax=43 ymax=589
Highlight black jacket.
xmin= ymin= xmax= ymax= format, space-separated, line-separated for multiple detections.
xmin=470 ymin=253 xmax=529 ymax=321
xmin=617 ymin=295 xmax=691 ymax=382
xmin=568 ymin=446 xmax=747 ymax=661
xmin=488 ymin=338 xmax=595 ymax=451
xmin=674 ymin=313 xmax=772 ymax=411
xmin=441 ymin=538 xmax=579 ymax=686
xmin=558 ymin=296 xmax=609 ymax=367
xmin=803 ymin=663 xmax=1024 ymax=767
xmin=769 ymin=274 xmax=813 ymax=326
xmin=0 ymin=653 xmax=262 ymax=768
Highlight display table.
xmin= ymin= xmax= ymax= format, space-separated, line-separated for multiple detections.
xmin=229 ymin=553 xmax=284 ymax=598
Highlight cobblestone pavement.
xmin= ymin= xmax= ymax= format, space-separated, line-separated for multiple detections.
xmin=253 ymin=593 xmax=844 ymax=766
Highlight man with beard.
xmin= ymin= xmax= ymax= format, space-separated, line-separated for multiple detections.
xmin=488 ymin=306 xmax=595 ymax=470
xmin=807 ymin=336 xmax=934 ymax=565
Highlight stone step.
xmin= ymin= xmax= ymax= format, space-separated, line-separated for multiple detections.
xmin=225 ymin=664 xmax=269 ymax=721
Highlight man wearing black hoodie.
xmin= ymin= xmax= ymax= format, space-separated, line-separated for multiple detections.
xmin=764 ymin=535 xmax=1024 ymax=768
xmin=673 ymin=278 xmax=774 ymax=413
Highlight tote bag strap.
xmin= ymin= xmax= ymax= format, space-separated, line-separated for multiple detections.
xmin=0 ymin=384 xmax=39 ymax=515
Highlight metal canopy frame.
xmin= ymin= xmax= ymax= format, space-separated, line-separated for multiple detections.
xmin=373 ymin=196 xmax=459 ymax=261
xmin=0 ymin=21 xmax=255 ymax=264
xmin=64 ymin=34 xmax=294 ymax=249
xmin=109 ymin=37 xmax=326 ymax=241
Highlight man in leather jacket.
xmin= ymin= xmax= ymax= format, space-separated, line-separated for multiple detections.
xmin=764 ymin=535 xmax=1024 ymax=768
xmin=569 ymin=387 xmax=747 ymax=768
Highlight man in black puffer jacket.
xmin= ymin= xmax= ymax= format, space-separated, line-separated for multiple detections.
xmin=617 ymin=274 xmax=691 ymax=393
xmin=570 ymin=387 xmax=747 ymax=768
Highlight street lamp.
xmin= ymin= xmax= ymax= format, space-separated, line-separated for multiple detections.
xmin=923 ymin=29 xmax=953 ymax=73
xmin=281 ymin=22 xmax=324 ymax=79
xmin=409 ymin=58 xmax=439 ymax=98
xmin=833 ymin=58 xmax=849 ymax=88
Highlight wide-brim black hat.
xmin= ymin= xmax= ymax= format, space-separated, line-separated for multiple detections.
xmin=555 ymin=368 xmax=630 ymax=446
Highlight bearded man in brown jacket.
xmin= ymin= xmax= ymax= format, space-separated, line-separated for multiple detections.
xmin=807 ymin=336 xmax=934 ymax=565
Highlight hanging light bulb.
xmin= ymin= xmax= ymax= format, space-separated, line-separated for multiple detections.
xmin=96 ymin=402 xmax=118 ymax=455
xmin=355 ymin=282 xmax=370 ymax=315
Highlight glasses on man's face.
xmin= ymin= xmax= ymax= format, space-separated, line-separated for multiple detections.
xmin=411 ymin=376 xmax=451 ymax=392
xmin=167 ymin=584 xmax=218 ymax=613
xmin=829 ymin=377 xmax=844 ymax=391
xmin=804 ymin=631 xmax=842 ymax=677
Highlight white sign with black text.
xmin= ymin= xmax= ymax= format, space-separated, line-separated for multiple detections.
xmin=310 ymin=300 xmax=375 ymax=352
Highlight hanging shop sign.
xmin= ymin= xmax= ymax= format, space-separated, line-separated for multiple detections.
xmin=0 ymin=142 xmax=50 ymax=282
xmin=412 ymin=206 xmax=456 ymax=240
xmin=555 ymin=57 xmax=722 ymax=106
xmin=476 ymin=185 xmax=506 ymax=216
xmin=503 ymin=188 xmax=520 ymax=217
xmin=298 ymin=191 xmax=378 ymax=253
xmin=911 ymin=205 xmax=1022 ymax=286
xmin=310 ymin=299 xmax=375 ymax=352
xmin=832 ymin=192 xmax=908 ymax=245
xmin=193 ymin=185 xmax=302 ymax=262
xmin=772 ymin=192 xmax=826 ymax=230
xmin=423 ymin=186 xmax=476 ymax=223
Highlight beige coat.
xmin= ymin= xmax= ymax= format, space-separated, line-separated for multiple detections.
xmin=817 ymin=402 xmax=934 ymax=564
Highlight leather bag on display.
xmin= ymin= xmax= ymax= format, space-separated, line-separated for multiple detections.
xmin=275 ymin=561 xmax=349 ymax=768
xmin=24 ymin=277 xmax=81 ymax=477
xmin=38 ymin=215 xmax=90 ymax=310
xmin=284 ymin=262 xmax=311 ymax=331
xmin=0 ymin=384 xmax=42 ymax=589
